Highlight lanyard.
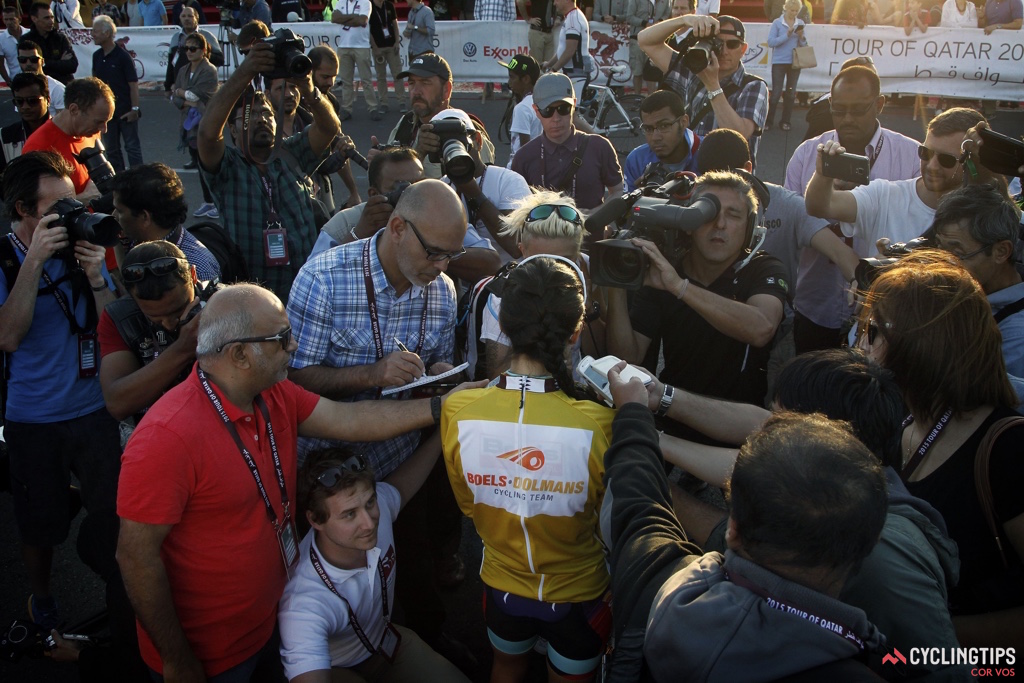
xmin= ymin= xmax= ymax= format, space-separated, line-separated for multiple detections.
xmin=900 ymin=407 xmax=954 ymax=480
xmin=361 ymin=236 xmax=428 ymax=362
xmin=540 ymin=140 xmax=577 ymax=200
xmin=259 ymin=172 xmax=281 ymax=227
xmin=865 ymin=131 xmax=885 ymax=170
xmin=309 ymin=543 xmax=391 ymax=656
xmin=197 ymin=366 xmax=290 ymax=529
xmin=450 ymin=167 xmax=487 ymax=224
xmin=9 ymin=233 xmax=92 ymax=334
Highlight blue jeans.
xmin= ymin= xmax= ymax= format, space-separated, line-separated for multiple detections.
xmin=103 ymin=117 xmax=143 ymax=172
xmin=148 ymin=628 xmax=282 ymax=683
xmin=768 ymin=63 xmax=800 ymax=126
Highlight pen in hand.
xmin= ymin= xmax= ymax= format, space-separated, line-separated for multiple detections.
xmin=393 ymin=337 xmax=410 ymax=353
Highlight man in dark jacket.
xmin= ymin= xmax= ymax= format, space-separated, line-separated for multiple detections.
xmin=23 ymin=2 xmax=77 ymax=85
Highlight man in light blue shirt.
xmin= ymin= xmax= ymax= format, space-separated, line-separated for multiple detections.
xmin=623 ymin=89 xmax=700 ymax=192
xmin=138 ymin=0 xmax=167 ymax=24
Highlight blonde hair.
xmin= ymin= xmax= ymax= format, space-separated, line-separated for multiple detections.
xmin=783 ymin=0 xmax=802 ymax=10
xmin=499 ymin=190 xmax=584 ymax=253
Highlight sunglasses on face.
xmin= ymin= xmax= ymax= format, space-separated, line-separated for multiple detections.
xmin=185 ymin=45 xmax=203 ymax=52
xmin=721 ymin=38 xmax=744 ymax=50
xmin=215 ymin=326 xmax=292 ymax=353
xmin=865 ymin=318 xmax=891 ymax=346
xmin=17 ymin=56 xmax=40 ymax=64
xmin=122 ymin=256 xmax=188 ymax=283
xmin=538 ymin=102 xmax=573 ymax=118
xmin=316 ymin=454 xmax=369 ymax=487
xmin=524 ymin=204 xmax=583 ymax=226
xmin=829 ymin=101 xmax=875 ymax=118
xmin=918 ymin=145 xmax=959 ymax=169
xmin=403 ymin=217 xmax=466 ymax=262
xmin=13 ymin=96 xmax=43 ymax=106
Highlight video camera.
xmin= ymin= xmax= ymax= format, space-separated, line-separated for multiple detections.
xmin=260 ymin=28 xmax=312 ymax=80
xmin=585 ymin=170 xmax=721 ymax=289
xmin=676 ymin=28 xmax=725 ymax=74
xmin=854 ymin=236 xmax=933 ymax=286
xmin=428 ymin=119 xmax=476 ymax=184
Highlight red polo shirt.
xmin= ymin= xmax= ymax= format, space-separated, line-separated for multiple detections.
xmin=118 ymin=365 xmax=320 ymax=676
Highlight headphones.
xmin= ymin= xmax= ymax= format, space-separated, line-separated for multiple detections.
xmin=731 ymin=168 xmax=770 ymax=270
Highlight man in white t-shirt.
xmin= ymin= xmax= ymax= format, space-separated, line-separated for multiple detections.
xmin=695 ymin=0 xmax=720 ymax=15
xmin=545 ymin=0 xmax=598 ymax=99
xmin=331 ymin=0 xmax=382 ymax=121
xmin=805 ymin=107 xmax=986 ymax=269
xmin=501 ymin=54 xmax=543 ymax=168
xmin=278 ymin=443 xmax=471 ymax=682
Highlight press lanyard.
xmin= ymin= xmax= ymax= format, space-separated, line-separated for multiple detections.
xmin=361 ymin=236 xmax=428 ymax=362
xmin=900 ymin=407 xmax=954 ymax=480
xmin=540 ymin=141 xmax=577 ymax=200
xmin=9 ymin=232 xmax=92 ymax=334
xmin=865 ymin=131 xmax=885 ymax=170
xmin=197 ymin=367 xmax=291 ymax=529
xmin=259 ymin=172 xmax=282 ymax=227
xmin=309 ymin=544 xmax=391 ymax=657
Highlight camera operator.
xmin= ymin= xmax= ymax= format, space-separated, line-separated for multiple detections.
xmin=111 ymin=163 xmax=221 ymax=281
xmin=638 ymin=14 xmax=769 ymax=166
xmin=0 ymin=151 xmax=119 ymax=633
xmin=197 ymin=38 xmax=340 ymax=302
xmin=605 ymin=171 xmax=788 ymax=431
xmin=97 ymin=242 xmax=216 ymax=421
xmin=23 ymin=76 xmax=114 ymax=202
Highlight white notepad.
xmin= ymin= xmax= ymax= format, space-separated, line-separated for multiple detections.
xmin=380 ymin=362 xmax=470 ymax=396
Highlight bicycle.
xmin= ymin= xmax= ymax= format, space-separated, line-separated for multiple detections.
xmin=577 ymin=65 xmax=644 ymax=158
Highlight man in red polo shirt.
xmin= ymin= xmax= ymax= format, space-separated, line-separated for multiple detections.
xmin=116 ymin=283 xmax=462 ymax=681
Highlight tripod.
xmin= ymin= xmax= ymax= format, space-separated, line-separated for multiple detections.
xmin=217 ymin=9 xmax=241 ymax=81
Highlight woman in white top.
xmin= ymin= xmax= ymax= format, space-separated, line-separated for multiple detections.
xmin=940 ymin=0 xmax=979 ymax=26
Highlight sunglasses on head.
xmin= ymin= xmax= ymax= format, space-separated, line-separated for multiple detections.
xmin=214 ymin=326 xmax=292 ymax=354
xmin=13 ymin=96 xmax=43 ymax=106
xmin=538 ymin=102 xmax=572 ymax=118
xmin=525 ymin=204 xmax=582 ymax=226
xmin=316 ymin=454 xmax=369 ymax=487
xmin=17 ymin=56 xmax=40 ymax=64
xmin=122 ymin=256 xmax=188 ymax=283
xmin=918 ymin=145 xmax=959 ymax=169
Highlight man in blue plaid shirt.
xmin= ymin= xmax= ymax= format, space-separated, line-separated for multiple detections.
xmin=639 ymin=13 xmax=768 ymax=166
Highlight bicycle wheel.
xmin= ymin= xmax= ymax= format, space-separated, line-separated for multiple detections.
xmin=598 ymin=94 xmax=645 ymax=158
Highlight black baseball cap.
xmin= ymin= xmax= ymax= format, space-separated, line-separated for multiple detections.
xmin=397 ymin=53 xmax=452 ymax=81
xmin=718 ymin=16 xmax=746 ymax=41
xmin=499 ymin=54 xmax=540 ymax=82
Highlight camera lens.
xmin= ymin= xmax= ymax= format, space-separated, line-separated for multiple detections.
xmin=440 ymin=140 xmax=475 ymax=183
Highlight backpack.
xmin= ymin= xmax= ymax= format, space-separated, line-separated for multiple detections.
xmin=186 ymin=221 xmax=250 ymax=284
xmin=455 ymin=261 xmax=516 ymax=380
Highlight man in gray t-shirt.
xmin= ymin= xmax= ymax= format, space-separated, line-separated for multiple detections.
xmin=403 ymin=0 xmax=435 ymax=57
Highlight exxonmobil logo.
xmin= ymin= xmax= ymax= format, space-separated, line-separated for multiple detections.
xmin=483 ymin=45 xmax=528 ymax=59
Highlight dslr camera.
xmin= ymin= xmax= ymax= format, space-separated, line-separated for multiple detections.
xmin=50 ymin=198 xmax=122 ymax=257
xmin=676 ymin=28 xmax=725 ymax=74
xmin=587 ymin=170 xmax=721 ymax=289
xmin=260 ymin=28 xmax=312 ymax=80
xmin=854 ymin=236 xmax=932 ymax=286
xmin=428 ymin=119 xmax=476 ymax=184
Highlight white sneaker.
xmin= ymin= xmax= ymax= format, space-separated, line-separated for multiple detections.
xmin=194 ymin=203 xmax=215 ymax=217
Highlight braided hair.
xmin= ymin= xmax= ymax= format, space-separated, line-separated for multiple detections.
xmin=499 ymin=257 xmax=584 ymax=398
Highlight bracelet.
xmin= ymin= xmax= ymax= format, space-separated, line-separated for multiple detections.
xmin=349 ymin=225 xmax=361 ymax=242
xmin=675 ymin=278 xmax=689 ymax=299
xmin=707 ymin=87 xmax=725 ymax=101
xmin=430 ymin=395 xmax=442 ymax=425
xmin=655 ymin=384 xmax=675 ymax=417
xmin=91 ymin=281 xmax=108 ymax=292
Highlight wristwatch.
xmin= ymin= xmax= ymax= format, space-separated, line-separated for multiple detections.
xmin=707 ymin=87 xmax=725 ymax=101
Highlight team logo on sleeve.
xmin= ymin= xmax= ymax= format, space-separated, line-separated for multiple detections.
xmin=497 ymin=447 xmax=546 ymax=471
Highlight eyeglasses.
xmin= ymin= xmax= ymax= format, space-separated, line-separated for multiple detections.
xmin=215 ymin=326 xmax=292 ymax=353
xmin=721 ymin=38 xmax=744 ymax=50
xmin=316 ymin=454 xmax=369 ymax=487
xmin=185 ymin=45 xmax=202 ymax=52
xmin=122 ymin=256 xmax=188 ymax=283
xmin=640 ymin=116 xmax=682 ymax=136
xmin=918 ymin=145 xmax=959 ymax=169
xmin=865 ymin=318 xmax=891 ymax=346
xmin=538 ymin=102 xmax=573 ymax=118
xmin=524 ymin=204 xmax=583 ymax=226
xmin=403 ymin=217 xmax=466 ymax=262
xmin=13 ymin=96 xmax=43 ymax=106
xmin=829 ymin=101 xmax=875 ymax=118
xmin=17 ymin=55 xmax=40 ymax=64
xmin=935 ymin=237 xmax=989 ymax=261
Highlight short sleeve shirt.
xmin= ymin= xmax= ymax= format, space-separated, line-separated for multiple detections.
xmin=334 ymin=0 xmax=373 ymax=49
xmin=508 ymin=94 xmax=543 ymax=163
xmin=558 ymin=7 xmax=593 ymax=76
xmin=984 ymin=0 xmax=1023 ymax=25
xmin=369 ymin=0 xmax=398 ymax=47
xmin=510 ymin=130 xmax=622 ymax=210
xmin=444 ymin=165 xmax=531 ymax=263
xmin=23 ymin=119 xmax=98 ymax=194
xmin=92 ymin=45 xmax=138 ymax=118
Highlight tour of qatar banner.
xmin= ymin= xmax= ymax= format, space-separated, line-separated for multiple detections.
xmin=65 ymin=22 xmax=1024 ymax=99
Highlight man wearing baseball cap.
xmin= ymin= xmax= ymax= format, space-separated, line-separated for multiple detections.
xmin=638 ymin=13 xmax=769 ymax=166
xmin=500 ymin=54 xmax=543 ymax=164
xmin=511 ymin=72 xmax=622 ymax=211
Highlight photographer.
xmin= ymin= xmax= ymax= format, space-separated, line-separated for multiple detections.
xmin=638 ymin=14 xmax=768 ymax=166
xmin=97 ymin=241 xmax=215 ymax=421
xmin=197 ymin=37 xmax=340 ymax=301
xmin=0 ymin=151 xmax=119 ymax=633
xmin=605 ymin=171 xmax=788 ymax=430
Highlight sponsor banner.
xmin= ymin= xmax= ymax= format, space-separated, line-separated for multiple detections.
xmin=456 ymin=420 xmax=593 ymax=517
xmin=67 ymin=22 xmax=1023 ymax=98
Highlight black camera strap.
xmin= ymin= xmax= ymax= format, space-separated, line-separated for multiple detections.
xmin=8 ymin=232 xmax=97 ymax=335
xmin=541 ymin=134 xmax=589 ymax=198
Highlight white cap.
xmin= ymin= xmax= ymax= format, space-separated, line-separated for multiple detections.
xmin=286 ymin=11 xmax=300 ymax=21
xmin=430 ymin=108 xmax=476 ymax=131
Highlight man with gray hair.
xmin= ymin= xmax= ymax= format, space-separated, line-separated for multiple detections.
xmin=116 ymin=283 xmax=469 ymax=680
xmin=90 ymin=14 xmax=142 ymax=171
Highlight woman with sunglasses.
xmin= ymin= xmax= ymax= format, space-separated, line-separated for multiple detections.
xmin=170 ymin=32 xmax=219 ymax=218
xmin=479 ymin=192 xmax=605 ymax=380
xmin=856 ymin=254 xmax=1024 ymax=649
xmin=443 ymin=257 xmax=614 ymax=683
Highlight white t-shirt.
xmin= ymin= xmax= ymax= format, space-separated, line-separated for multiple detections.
xmin=279 ymin=482 xmax=401 ymax=679
xmin=52 ymin=0 xmax=85 ymax=28
xmin=940 ymin=0 xmax=978 ymax=27
xmin=508 ymin=94 xmax=543 ymax=166
xmin=558 ymin=7 xmax=594 ymax=77
xmin=334 ymin=0 xmax=373 ymax=49
xmin=448 ymin=165 xmax=531 ymax=263
xmin=47 ymin=76 xmax=65 ymax=112
xmin=0 ymin=31 xmax=20 ymax=82
xmin=695 ymin=0 xmax=721 ymax=15
xmin=842 ymin=177 xmax=935 ymax=255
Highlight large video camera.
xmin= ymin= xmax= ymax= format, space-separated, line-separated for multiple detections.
xmin=260 ymin=28 xmax=312 ymax=80
xmin=428 ymin=119 xmax=476 ymax=184
xmin=585 ymin=170 xmax=720 ymax=289
xmin=676 ymin=28 xmax=725 ymax=74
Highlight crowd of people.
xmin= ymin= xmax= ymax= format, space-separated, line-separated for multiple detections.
xmin=0 ymin=0 xmax=1023 ymax=682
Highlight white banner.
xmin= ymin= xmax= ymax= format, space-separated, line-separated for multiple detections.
xmin=65 ymin=21 xmax=1024 ymax=99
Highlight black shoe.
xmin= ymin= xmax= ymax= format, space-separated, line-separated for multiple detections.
xmin=183 ymin=159 xmax=197 ymax=170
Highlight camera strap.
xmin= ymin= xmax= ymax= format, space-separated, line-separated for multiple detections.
xmin=361 ymin=236 xmax=428 ymax=366
xmin=8 ymin=232 xmax=96 ymax=335
xmin=541 ymin=135 xmax=589 ymax=198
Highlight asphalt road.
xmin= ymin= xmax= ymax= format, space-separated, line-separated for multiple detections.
xmin=1 ymin=82 xmax=1023 ymax=682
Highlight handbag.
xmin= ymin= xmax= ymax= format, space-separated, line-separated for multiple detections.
xmin=792 ymin=45 xmax=817 ymax=70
